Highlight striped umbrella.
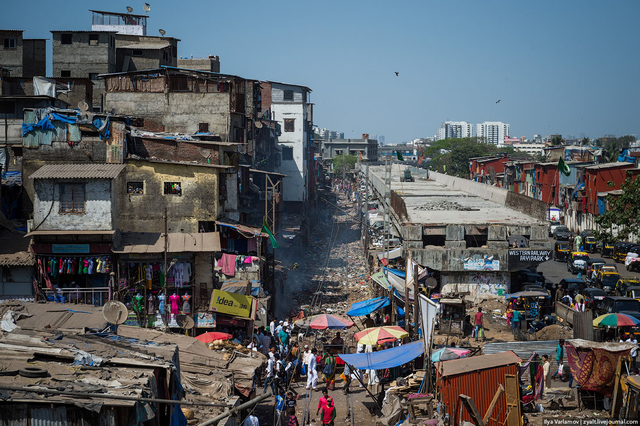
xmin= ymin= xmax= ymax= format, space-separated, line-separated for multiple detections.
xmin=354 ymin=326 xmax=409 ymax=345
xmin=431 ymin=347 xmax=471 ymax=362
xmin=308 ymin=314 xmax=355 ymax=330
xmin=593 ymin=313 xmax=640 ymax=328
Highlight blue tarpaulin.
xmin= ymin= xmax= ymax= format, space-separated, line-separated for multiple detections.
xmin=22 ymin=117 xmax=55 ymax=136
xmin=339 ymin=340 xmax=424 ymax=370
xmin=50 ymin=112 xmax=77 ymax=124
xmin=346 ymin=297 xmax=390 ymax=317
xmin=384 ymin=267 xmax=406 ymax=278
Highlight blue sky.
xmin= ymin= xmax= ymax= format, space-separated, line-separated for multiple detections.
xmin=3 ymin=0 xmax=639 ymax=143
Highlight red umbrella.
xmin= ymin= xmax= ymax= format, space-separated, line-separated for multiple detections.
xmin=195 ymin=332 xmax=233 ymax=343
xmin=309 ymin=314 xmax=354 ymax=330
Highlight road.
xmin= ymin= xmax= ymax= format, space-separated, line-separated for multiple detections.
xmin=536 ymin=237 xmax=638 ymax=285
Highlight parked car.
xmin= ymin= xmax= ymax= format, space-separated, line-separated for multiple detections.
xmin=554 ymin=226 xmax=571 ymax=241
xmin=580 ymin=230 xmax=597 ymax=253
xmin=597 ymin=296 xmax=640 ymax=316
xmin=595 ymin=271 xmax=622 ymax=294
xmin=567 ymin=252 xmax=590 ymax=274
xmin=601 ymin=240 xmax=615 ymax=257
xmin=553 ymin=241 xmax=571 ymax=262
xmin=616 ymin=278 xmax=640 ymax=296
xmin=549 ymin=221 xmax=562 ymax=237
xmin=559 ymin=278 xmax=586 ymax=298
xmin=613 ymin=242 xmax=634 ymax=263
xmin=584 ymin=288 xmax=607 ymax=311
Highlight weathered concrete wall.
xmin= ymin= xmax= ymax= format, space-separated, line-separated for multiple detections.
xmin=440 ymin=271 xmax=511 ymax=301
xmin=430 ymin=171 xmax=509 ymax=205
xmin=131 ymin=138 xmax=221 ymax=165
xmin=33 ymin=179 xmax=114 ymax=231
xmin=409 ymin=247 xmax=509 ymax=272
xmin=104 ymin=91 xmax=231 ymax=136
xmin=273 ymin=102 xmax=306 ymax=203
xmin=504 ymin=191 xmax=549 ymax=222
xmin=0 ymin=31 xmax=23 ymax=77
xmin=117 ymin=161 xmax=220 ymax=233
xmin=22 ymin=39 xmax=46 ymax=78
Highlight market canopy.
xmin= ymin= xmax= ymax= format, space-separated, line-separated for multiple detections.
xmin=505 ymin=291 xmax=549 ymax=299
xmin=339 ymin=340 xmax=424 ymax=370
xmin=346 ymin=297 xmax=390 ymax=317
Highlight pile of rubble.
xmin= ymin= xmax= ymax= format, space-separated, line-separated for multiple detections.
xmin=416 ymin=199 xmax=477 ymax=211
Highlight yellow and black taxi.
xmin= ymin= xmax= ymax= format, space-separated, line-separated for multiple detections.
xmin=580 ymin=230 xmax=597 ymax=253
xmin=567 ymin=251 xmax=590 ymax=274
xmin=601 ymin=240 xmax=615 ymax=257
xmin=625 ymin=285 xmax=640 ymax=302
xmin=617 ymin=278 xmax=640 ymax=296
xmin=596 ymin=270 xmax=622 ymax=294
xmin=613 ymin=242 xmax=634 ymax=263
xmin=553 ymin=241 xmax=571 ymax=262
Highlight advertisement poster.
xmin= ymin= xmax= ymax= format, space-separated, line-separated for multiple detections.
xmin=210 ymin=289 xmax=253 ymax=317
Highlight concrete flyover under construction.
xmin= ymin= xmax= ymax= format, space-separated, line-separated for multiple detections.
xmin=361 ymin=163 xmax=553 ymax=300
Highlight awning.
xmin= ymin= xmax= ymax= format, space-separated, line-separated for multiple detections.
xmin=220 ymin=279 xmax=261 ymax=297
xmin=215 ymin=221 xmax=267 ymax=238
xmin=376 ymin=246 xmax=403 ymax=261
xmin=371 ymin=271 xmax=391 ymax=290
xmin=339 ymin=340 xmax=424 ymax=370
xmin=346 ymin=297 xmax=390 ymax=317
xmin=114 ymin=232 xmax=220 ymax=253
xmin=385 ymin=267 xmax=406 ymax=278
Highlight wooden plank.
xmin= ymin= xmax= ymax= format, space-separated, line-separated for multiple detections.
xmin=483 ymin=384 xmax=505 ymax=425
xmin=459 ymin=394 xmax=484 ymax=426
xmin=504 ymin=374 xmax=521 ymax=426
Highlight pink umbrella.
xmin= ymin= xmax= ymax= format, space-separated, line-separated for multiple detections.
xmin=431 ymin=347 xmax=471 ymax=362
xmin=309 ymin=314 xmax=354 ymax=330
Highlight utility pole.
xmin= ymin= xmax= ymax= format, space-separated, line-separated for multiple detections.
xmin=364 ymin=163 xmax=370 ymax=262
xmin=384 ymin=157 xmax=394 ymax=324
xmin=163 ymin=207 xmax=168 ymax=326
xmin=413 ymin=262 xmax=419 ymax=338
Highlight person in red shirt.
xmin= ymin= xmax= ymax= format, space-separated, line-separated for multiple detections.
xmin=320 ymin=397 xmax=336 ymax=426
xmin=474 ymin=307 xmax=484 ymax=342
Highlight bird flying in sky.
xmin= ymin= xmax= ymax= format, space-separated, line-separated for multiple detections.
xmin=395 ymin=72 xmax=399 ymax=76
xmin=496 ymin=99 xmax=501 ymax=103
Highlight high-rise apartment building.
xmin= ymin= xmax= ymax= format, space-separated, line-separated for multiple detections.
xmin=476 ymin=122 xmax=510 ymax=145
xmin=436 ymin=121 xmax=474 ymax=140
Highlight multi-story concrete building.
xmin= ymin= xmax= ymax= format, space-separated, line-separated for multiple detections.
xmin=477 ymin=121 xmax=510 ymax=145
xmin=436 ymin=121 xmax=474 ymax=140
xmin=90 ymin=9 xmax=148 ymax=36
xmin=114 ymin=34 xmax=178 ymax=72
xmin=261 ymin=81 xmax=313 ymax=208
xmin=177 ymin=55 xmax=221 ymax=73
xmin=315 ymin=127 xmax=344 ymax=141
xmin=0 ymin=30 xmax=46 ymax=77
xmin=321 ymin=136 xmax=378 ymax=161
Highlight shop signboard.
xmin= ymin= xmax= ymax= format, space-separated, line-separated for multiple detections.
xmin=52 ymin=244 xmax=90 ymax=254
xmin=210 ymin=289 xmax=253 ymax=318
xmin=195 ymin=312 xmax=217 ymax=328
xmin=508 ymin=249 xmax=552 ymax=270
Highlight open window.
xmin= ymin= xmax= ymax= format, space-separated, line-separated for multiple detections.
xmin=282 ymin=146 xmax=293 ymax=161
xmin=127 ymin=182 xmax=144 ymax=195
xmin=60 ymin=184 xmax=85 ymax=213
xmin=164 ymin=182 xmax=182 ymax=196
xmin=284 ymin=119 xmax=295 ymax=132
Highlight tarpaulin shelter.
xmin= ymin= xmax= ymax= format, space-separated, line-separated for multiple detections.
xmin=346 ymin=297 xmax=390 ymax=317
xmin=339 ymin=340 xmax=424 ymax=370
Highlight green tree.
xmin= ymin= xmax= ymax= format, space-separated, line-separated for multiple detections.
xmin=594 ymin=176 xmax=640 ymax=243
xmin=597 ymin=135 xmax=634 ymax=162
xmin=331 ymin=154 xmax=358 ymax=176
xmin=550 ymin=135 xmax=564 ymax=146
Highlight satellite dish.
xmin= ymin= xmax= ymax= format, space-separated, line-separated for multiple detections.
xmin=103 ymin=301 xmax=128 ymax=325
xmin=126 ymin=6 xmax=133 ymax=12
xmin=176 ymin=314 xmax=194 ymax=330
xmin=78 ymin=100 xmax=89 ymax=112
xmin=144 ymin=3 xmax=151 ymax=12
xmin=425 ymin=277 xmax=438 ymax=289
xmin=159 ymin=29 xmax=166 ymax=36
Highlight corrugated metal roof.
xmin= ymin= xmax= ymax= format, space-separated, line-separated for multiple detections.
xmin=484 ymin=340 xmax=561 ymax=370
xmin=584 ymin=162 xmax=635 ymax=170
xmin=26 ymin=230 xmax=115 ymax=237
xmin=436 ymin=350 xmax=521 ymax=377
xmin=29 ymin=164 xmax=125 ymax=180
xmin=114 ymin=232 xmax=221 ymax=253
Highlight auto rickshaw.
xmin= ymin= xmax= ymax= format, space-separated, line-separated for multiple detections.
xmin=613 ymin=242 xmax=634 ymax=263
xmin=625 ymin=285 xmax=640 ymax=302
xmin=553 ymin=241 xmax=571 ymax=262
xmin=601 ymin=240 xmax=615 ymax=257
xmin=506 ymin=290 xmax=551 ymax=329
xmin=580 ymin=231 xmax=597 ymax=253
xmin=617 ymin=278 xmax=640 ymax=296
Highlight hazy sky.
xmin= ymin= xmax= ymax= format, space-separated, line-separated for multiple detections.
xmin=3 ymin=0 xmax=639 ymax=143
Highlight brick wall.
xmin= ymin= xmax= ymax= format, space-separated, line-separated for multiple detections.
xmin=133 ymin=137 xmax=220 ymax=165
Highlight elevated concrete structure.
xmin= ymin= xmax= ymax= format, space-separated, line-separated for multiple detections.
xmin=362 ymin=164 xmax=551 ymax=300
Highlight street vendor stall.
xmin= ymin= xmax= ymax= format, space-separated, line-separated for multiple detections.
xmin=505 ymin=290 xmax=550 ymax=330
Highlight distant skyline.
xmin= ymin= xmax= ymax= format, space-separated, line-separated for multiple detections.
xmin=2 ymin=0 xmax=639 ymax=143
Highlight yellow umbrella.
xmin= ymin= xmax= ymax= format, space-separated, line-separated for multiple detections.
xmin=354 ymin=326 xmax=409 ymax=345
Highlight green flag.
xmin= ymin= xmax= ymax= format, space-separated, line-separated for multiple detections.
xmin=262 ymin=218 xmax=280 ymax=249
xmin=396 ymin=151 xmax=404 ymax=161
xmin=558 ymin=157 xmax=571 ymax=177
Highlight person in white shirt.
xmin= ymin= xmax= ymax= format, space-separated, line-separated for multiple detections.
xmin=243 ymin=413 xmax=259 ymax=426
xmin=270 ymin=319 xmax=276 ymax=338
xmin=263 ymin=356 xmax=275 ymax=394
xmin=627 ymin=335 xmax=638 ymax=373
xmin=306 ymin=348 xmax=318 ymax=390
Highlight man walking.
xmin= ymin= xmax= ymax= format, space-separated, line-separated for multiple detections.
xmin=306 ymin=348 xmax=318 ymax=390
xmin=474 ymin=307 xmax=484 ymax=342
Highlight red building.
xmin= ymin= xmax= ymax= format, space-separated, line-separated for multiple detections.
xmin=534 ymin=162 xmax=558 ymax=204
xmin=470 ymin=155 xmax=512 ymax=184
xmin=583 ymin=162 xmax=636 ymax=215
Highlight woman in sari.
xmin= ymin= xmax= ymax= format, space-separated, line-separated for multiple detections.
xmin=322 ymin=350 xmax=337 ymax=390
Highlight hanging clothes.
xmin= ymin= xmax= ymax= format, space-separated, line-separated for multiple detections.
xmin=182 ymin=294 xmax=192 ymax=314
xmin=169 ymin=294 xmax=180 ymax=314
xmin=133 ymin=294 xmax=144 ymax=313
xmin=220 ymin=254 xmax=236 ymax=277
xmin=145 ymin=264 xmax=153 ymax=290
xmin=148 ymin=295 xmax=155 ymax=314
xmin=158 ymin=293 xmax=166 ymax=315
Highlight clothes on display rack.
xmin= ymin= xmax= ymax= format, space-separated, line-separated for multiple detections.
xmin=133 ymin=293 xmax=144 ymax=313
xmin=182 ymin=293 xmax=192 ymax=314
xmin=158 ymin=293 xmax=166 ymax=315
xmin=44 ymin=256 xmax=112 ymax=277
xmin=169 ymin=293 xmax=180 ymax=315
xmin=147 ymin=295 xmax=155 ymax=314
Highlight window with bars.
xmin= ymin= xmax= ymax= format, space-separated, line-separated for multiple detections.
xmin=284 ymin=119 xmax=295 ymax=132
xmin=59 ymin=184 xmax=85 ymax=213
